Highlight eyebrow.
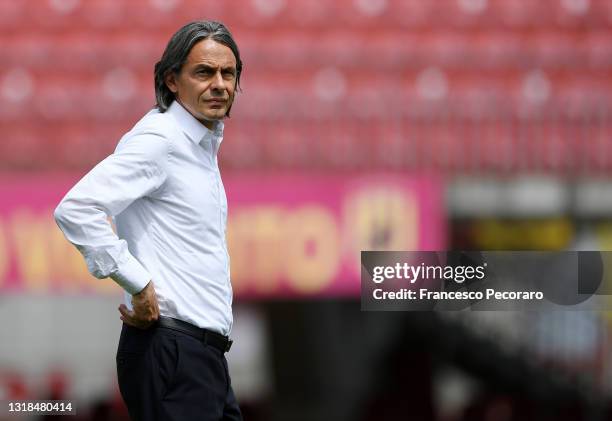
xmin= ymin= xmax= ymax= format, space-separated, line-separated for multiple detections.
xmin=194 ymin=64 xmax=236 ymax=73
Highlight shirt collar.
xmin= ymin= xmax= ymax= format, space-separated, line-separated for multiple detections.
xmin=167 ymin=100 xmax=224 ymax=146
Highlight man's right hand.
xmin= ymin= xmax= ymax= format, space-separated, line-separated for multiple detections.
xmin=118 ymin=281 xmax=160 ymax=329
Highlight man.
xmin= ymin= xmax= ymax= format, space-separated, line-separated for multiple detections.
xmin=54 ymin=21 xmax=243 ymax=421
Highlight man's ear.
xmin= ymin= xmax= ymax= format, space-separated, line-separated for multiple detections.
xmin=165 ymin=71 xmax=178 ymax=94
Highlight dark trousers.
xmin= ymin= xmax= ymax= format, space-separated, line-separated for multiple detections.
xmin=116 ymin=323 xmax=242 ymax=421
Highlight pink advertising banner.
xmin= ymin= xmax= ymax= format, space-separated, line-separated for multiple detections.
xmin=0 ymin=173 xmax=446 ymax=297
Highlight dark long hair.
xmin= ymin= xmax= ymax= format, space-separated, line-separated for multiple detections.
xmin=154 ymin=21 xmax=243 ymax=116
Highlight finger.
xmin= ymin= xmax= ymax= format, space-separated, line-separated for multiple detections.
xmin=120 ymin=304 xmax=156 ymax=329
xmin=120 ymin=313 xmax=148 ymax=329
xmin=118 ymin=305 xmax=141 ymax=328
xmin=118 ymin=304 xmax=135 ymax=319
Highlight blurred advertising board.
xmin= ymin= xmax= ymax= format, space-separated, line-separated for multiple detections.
xmin=451 ymin=218 xmax=575 ymax=250
xmin=0 ymin=173 xmax=445 ymax=297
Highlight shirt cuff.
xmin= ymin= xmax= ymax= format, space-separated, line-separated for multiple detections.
xmin=110 ymin=254 xmax=151 ymax=295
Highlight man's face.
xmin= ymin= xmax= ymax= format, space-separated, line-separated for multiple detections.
xmin=165 ymin=38 xmax=237 ymax=129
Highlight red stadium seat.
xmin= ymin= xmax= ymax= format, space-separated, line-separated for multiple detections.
xmin=1 ymin=0 xmax=611 ymax=173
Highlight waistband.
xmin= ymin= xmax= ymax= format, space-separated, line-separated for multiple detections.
xmin=157 ymin=316 xmax=233 ymax=353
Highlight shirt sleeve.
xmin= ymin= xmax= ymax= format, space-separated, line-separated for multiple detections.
xmin=54 ymin=131 xmax=170 ymax=295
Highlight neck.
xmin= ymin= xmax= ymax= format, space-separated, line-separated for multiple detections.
xmin=201 ymin=119 xmax=216 ymax=130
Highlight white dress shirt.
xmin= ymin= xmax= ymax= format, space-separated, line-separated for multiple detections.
xmin=54 ymin=101 xmax=233 ymax=335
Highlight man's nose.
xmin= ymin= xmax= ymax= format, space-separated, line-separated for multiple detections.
xmin=210 ymin=71 xmax=225 ymax=91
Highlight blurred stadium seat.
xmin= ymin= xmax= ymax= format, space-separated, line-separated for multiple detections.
xmin=1 ymin=0 xmax=610 ymax=174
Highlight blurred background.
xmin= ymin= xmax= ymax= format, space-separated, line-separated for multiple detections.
xmin=1 ymin=0 xmax=612 ymax=420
